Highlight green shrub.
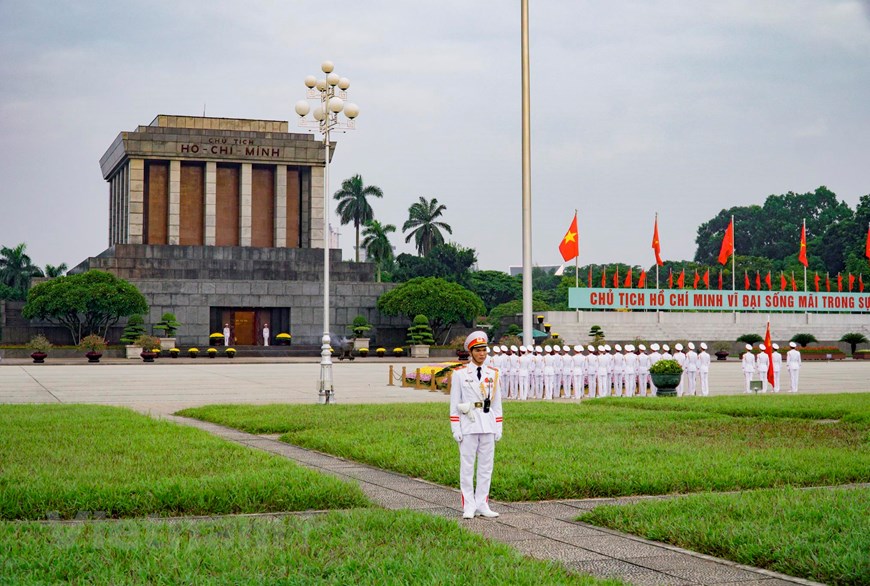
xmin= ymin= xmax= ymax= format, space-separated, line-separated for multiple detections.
xmin=154 ymin=312 xmax=181 ymax=337
xmin=79 ymin=334 xmax=107 ymax=353
xmin=134 ymin=334 xmax=161 ymax=352
xmin=737 ymin=333 xmax=763 ymax=345
xmin=27 ymin=335 xmax=52 ymax=353
xmin=406 ymin=315 xmax=435 ymax=346
xmin=649 ymin=358 xmax=683 ymax=375
xmin=120 ymin=314 xmax=147 ymax=344
xmin=791 ymin=333 xmax=818 ymax=347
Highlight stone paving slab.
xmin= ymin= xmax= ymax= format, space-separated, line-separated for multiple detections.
xmin=163 ymin=414 xmax=824 ymax=586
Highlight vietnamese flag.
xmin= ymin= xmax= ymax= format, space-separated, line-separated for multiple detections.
xmin=744 ymin=271 xmax=750 ymax=290
xmin=865 ymin=224 xmax=870 ymax=260
xmin=790 ymin=273 xmax=797 ymax=292
xmin=652 ymin=216 xmax=664 ymax=266
xmin=718 ymin=270 xmax=723 ymax=290
xmin=826 ymin=274 xmax=831 ymax=292
xmin=848 ymin=273 xmax=855 ymax=292
xmin=613 ymin=266 xmax=620 ymax=288
xmin=763 ymin=320 xmax=775 ymax=386
xmin=718 ymin=218 xmax=734 ymax=265
xmin=703 ymin=268 xmax=710 ymax=289
xmin=601 ymin=267 xmax=607 ymax=288
xmin=558 ymin=213 xmax=579 ymax=262
xmin=814 ymin=272 xmax=820 ymax=292
xmin=837 ymin=273 xmax=843 ymax=292
xmin=765 ymin=271 xmax=772 ymax=290
xmin=668 ymin=268 xmax=674 ymax=289
xmin=637 ymin=270 xmax=647 ymax=288
xmin=756 ymin=272 xmax=762 ymax=291
xmin=588 ymin=265 xmax=592 ymax=288
xmin=624 ymin=267 xmax=633 ymax=288
xmin=780 ymin=272 xmax=787 ymax=291
xmin=798 ymin=222 xmax=808 ymax=267
xmin=693 ymin=269 xmax=700 ymax=289
xmin=677 ymin=268 xmax=685 ymax=289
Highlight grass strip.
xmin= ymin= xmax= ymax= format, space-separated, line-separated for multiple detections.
xmin=178 ymin=397 xmax=870 ymax=501
xmin=578 ymin=486 xmax=870 ymax=586
xmin=0 ymin=510 xmax=621 ymax=585
xmin=0 ymin=405 xmax=369 ymax=520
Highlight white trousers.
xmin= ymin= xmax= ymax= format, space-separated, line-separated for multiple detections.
xmin=637 ymin=372 xmax=650 ymax=396
xmin=459 ymin=433 xmax=495 ymax=515
xmin=598 ymin=373 xmax=609 ymax=397
xmin=562 ymin=373 xmax=573 ymax=397
xmin=744 ymin=371 xmax=754 ymax=393
xmin=518 ymin=373 xmax=529 ymax=401
xmin=773 ymin=370 xmax=781 ymax=393
xmin=587 ymin=373 xmax=597 ymax=397
xmin=543 ymin=374 xmax=555 ymax=400
xmin=677 ymin=372 xmax=686 ymax=396
xmin=507 ymin=373 xmax=518 ymax=399
xmin=613 ymin=372 xmax=624 ymax=396
xmin=625 ymin=374 xmax=637 ymax=397
xmin=699 ymin=370 xmax=709 ymax=396
xmin=789 ymin=368 xmax=800 ymax=392
xmin=534 ymin=373 xmax=544 ymax=399
xmin=572 ymin=374 xmax=584 ymax=398
xmin=685 ymin=371 xmax=697 ymax=396
xmin=649 ymin=373 xmax=657 ymax=394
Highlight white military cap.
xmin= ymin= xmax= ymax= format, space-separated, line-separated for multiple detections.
xmin=638 ymin=344 xmax=646 ymax=351
xmin=587 ymin=344 xmax=595 ymax=352
xmin=700 ymin=342 xmax=707 ymax=350
xmin=772 ymin=343 xmax=779 ymax=350
xmin=650 ymin=343 xmax=660 ymax=351
xmin=485 ymin=346 xmax=490 ymax=353
xmin=544 ymin=345 xmax=552 ymax=352
xmin=675 ymin=343 xmax=683 ymax=351
xmin=688 ymin=342 xmax=695 ymax=350
xmin=789 ymin=341 xmax=797 ymax=348
xmin=500 ymin=345 xmax=508 ymax=352
xmin=510 ymin=345 xmax=518 ymax=352
xmin=464 ymin=331 xmax=489 ymax=351
xmin=597 ymin=345 xmax=606 ymax=352
xmin=561 ymin=345 xmax=569 ymax=352
xmin=492 ymin=346 xmax=501 ymax=353
xmin=574 ymin=345 xmax=582 ymax=352
xmin=759 ymin=343 xmax=766 ymax=351
xmin=614 ymin=344 xmax=622 ymax=351
xmin=535 ymin=345 xmax=543 ymax=353
xmin=625 ymin=344 xmax=634 ymax=352
xmin=662 ymin=344 xmax=670 ymax=351
xmin=745 ymin=344 xmax=752 ymax=350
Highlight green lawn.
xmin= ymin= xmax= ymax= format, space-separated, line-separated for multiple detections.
xmin=579 ymin=486 xmax=870 ymax=586
xmin=0 ymin=405 xmax=369 ymax=520
xmin=0 ymin=510 xmax=621 ymax=586
xmin=177 ymin=394 xmax=870 ymax=501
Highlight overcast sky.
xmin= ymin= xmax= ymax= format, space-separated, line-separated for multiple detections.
xmin=1 ymin=0 xmax=869 ymax=273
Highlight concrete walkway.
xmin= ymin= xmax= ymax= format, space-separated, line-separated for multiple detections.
xmin=165 ymin=414 xmax=824 ymax=586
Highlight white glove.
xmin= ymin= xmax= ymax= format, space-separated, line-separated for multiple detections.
xmin=495 ymin=433 xmax=502 ymax=442
xmin=453 ymin=432 xmax=463 ymax=443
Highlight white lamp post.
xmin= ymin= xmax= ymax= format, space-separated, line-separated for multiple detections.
xmin=295 ymin=60 xmax=360 ymax=404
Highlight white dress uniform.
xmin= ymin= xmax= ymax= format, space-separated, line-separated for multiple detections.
xmin=637 ymin=345 xmax=651 ymax=397
xmin=756 ymin=344 xmax=770 ymax=393
xmin=534 ymin=347 xmax=545 ymax=399
xmin=561 ymin=346 xmax=574 ymax=398
xmin=685 ymin=343 xmax=699 ymax=397
xmin=673 ymin=344 xmax=686 ymax=397
xmin=597 ymin=346 xmax=611 ymax=397
xmin=612 ymin=345 xmax=625 ymax=397
xmin=263 ymin=324 xmax=270 ymax=346
xmin=648 ymin=344 xmax=662 ymax=394
xmin=741 ymin=344 xmax=755 ymax=393
xmin=450 ymin=332 xmax=503 ymax=519
xmin=698 ymin=343 xmax=711 ymax=396
xmin=542 ymin=347 xmax=557 ymax=400
xmin=506 ymin=347 xmax=519 ymax=399
xmin=771 ymin=344 xmax=782 ymax=393
xmin=623 ymin=346 xmax=638 ymax=397
xmin=572 ymin=346 xmax=586 ymax=399
xmin=518 ymin=347 xmax=532 ymax=401
xmin=786 ymin=342 xmax=801 ymax=392
xmin=551 ymin=349 xmax=564 ymax=397
xmin=585 ymin=346 xmax=598 ymax=397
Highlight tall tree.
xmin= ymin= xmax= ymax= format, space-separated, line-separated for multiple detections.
xmin=44 ymin=263 xmax=68 ymax=278
xmin=402 ymin=196 xmax=452 ymax=256
xmin=0 ymin=243 xmax=43 ymax=299
xmin=333 ymin=174 xmax=384 ymax=262
xmin=392 ymin=243 xmax=477 ymax=285
xmin=360 ymin=220 xmax=396 ymax=283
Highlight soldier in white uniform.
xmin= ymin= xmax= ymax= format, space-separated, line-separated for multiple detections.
xmin=756 ymin=343 xmax=770 ymax=393
xmin=223 ymin=323 xmax=231 ymax=346
xmin=533 ymin=345 xmax=545 ymax=399
xmin=673 ymin=343 xmax=687 ymax=397
xmin=648 ymin=343 xmax=662 ymax=395
xmin=623 ymin=345 xmax=638 ymax=397
xmin=786 ymin=341 xmax=801 ymax=392
xmin=263 ymin=323 xmax=270 ymax=346
xmin=661 ymin=344 xmax=673 ymax=362
xmin=597 ymin=345 xmax=611 ymax=397
xmin=771 ymin=343 xmax=782 ymax=393
xmin=611 ymin=344 xmax=625 ymax=397
xmin=585 ymin=345 xmax=598 ymax=398
xmin=450 ymin=331 xmax=503 ymax=519
xmin=542 ymin=346 xmax=556 ymax=400
xmin=685 ymin=342 xmax=699 ymax=397
xmin=698 ymin=342 xmax=711 ymax=396
xmin=517 ymin=346 xmax=531 ymax=401
xmin=489 ymin=345 xmax=501 ymax=370
xmin=741 ymin=343 xmax=755 ymax=393
xmin=561 ymin=345 xmax=574 ymax=398
xmin=637 ymin=344 xmax=651 ymax=397
xmin=571 ymin=345 xmax=585 ymax=399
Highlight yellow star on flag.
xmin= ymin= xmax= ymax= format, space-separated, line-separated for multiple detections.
xmin=563 ymin=231 xmax=577 ymax=244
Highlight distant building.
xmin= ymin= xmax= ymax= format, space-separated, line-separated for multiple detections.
xmin=508 ymin=264 xmax=562 ymax=277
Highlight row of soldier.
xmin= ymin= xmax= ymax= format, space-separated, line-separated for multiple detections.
xmin=740 ymin=341 xmax=802 ymax=393
xmin=486 ymin=342 xmax=711 ymax=400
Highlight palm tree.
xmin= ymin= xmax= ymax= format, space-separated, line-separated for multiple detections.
xmin=44 ymin=263 xmax=68 ymax=278
xmin=402 ymin=196 xmax=452 ymax=256
xmin=333 ymin=174 xmax=384 ymax=262
xmin=361 ymin=220 xmax=396 ymax=283
xmin=0 ymin=243 xmax=43 ymax=295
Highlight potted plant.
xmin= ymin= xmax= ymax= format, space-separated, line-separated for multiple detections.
xmin=188 ymin=347 xmax=199 ymax=358
xmin=406 ymin=314 xmax=435 ymax=358
xmin=79 ymin=334 xmax=107 ymax=363
xmin=28 ymin=334 xmax=52 ymax=363
xmin=153 ymin=312 xmax=181 ymax=350
xmin=226 ymin=347 xmax=236 ymax=358
xmin=393 ymin=347 xmax=405 ymax=357
xmin=169 ymin=347 xmax=180 ymax=358
xmin=713 ymin=341 xmax=730 ymax=361
xmin=649 ymin=359 xmax=683 ymax=397
xmin=209 ymin=332 xmax=225 ymax=346
xmin=276 ymin=332 xmax=292 ymax=346
xmin=376 ymin=347 xmax=386 ymax=357
xmin=358 ymin=347 xmax=369 ymax=357
xmin=207 ymin=347 xmax=218 ymax=358
xmin=135 ymin=334 xmax=161 ymax=363
xmin=350 ymin=315 xmax=372 ymax=351
xmin=120 ymin=314 xmax=147 ymax=359
xmin=450 ymin=335 xmax=470 ymax=361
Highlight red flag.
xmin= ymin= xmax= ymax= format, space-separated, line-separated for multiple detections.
xmin=765 ymin=271 xmax=772 ymax=290
xmin=744 ymin=271 xmax=750 ymax=290
xmin=837 ymin=273 xmax=843 ymax=292
xmin=693 ymin=269 xmax=700 ymax=289
xmin=814 ymin=272 xmax=820 ymax=292
xmin=848 ymin=273 xmax=854 ymax=292
xmin=826 ymin=274 xmax=831 ymax=292
xmin=798 ymin=223 xmax=808 ymax=267
xmin=763 ymin=321 xmax=775 ymax=386
xmin=588 ymin=265 xmax=592 ymax=288
xmin=790 ymin=273 xmax=797 ymax=292
xmin=703 ymin=268 xmax=710 ymax=289
xmin=756 ymin=272 xmax=761 ymax=291
xmin=780 ymin=272 xmax=787 ymax=291
xmin=558 ymin=213 xmax=579 ymax=262
xmin=613 ymin=266 xmax=620 ymax=288
xmin=624 ymin=267 xmax=633 ymax=288
xmin=637 ymin=270 xmax=647 ymax=288
xmin=860 ymin=274 xmax=865 ymax=293
xmin=652 ymin=217 xmax=664 ymax=266
xmin=718 ymin=219 xmax=734 ymax=265
xmin=718 ymin=270 xmax=723 ymax=290
xmin=677 ymin=269 xmax=685 ymax=289
xmin=866 ymin=225 xmax=870 ymax=260
xmin=601 ymin=267 xmax=607 ymax=288
xmin=668 ymin=268 xmax=674 ymax=289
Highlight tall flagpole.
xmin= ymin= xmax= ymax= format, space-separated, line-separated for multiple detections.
xmin=574 ymin=209 xmax=579 ymax=288
xmin=803 ymin=218 xmax=807 ymax=292
xmin=520 ymin=0 xmax=533 ymax=347
xmin=731 ymin=215 xmax=736 ymax=291
xmin=655 ymin=211 xmax=660 ymax=289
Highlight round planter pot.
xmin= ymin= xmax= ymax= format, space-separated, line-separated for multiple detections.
xmin=85 ymin=352 xmax=102 ymax=363
xmin=715 ymin=352 xmax=729 ymax=361
xmin=651 ymin=373 xmax=681 ymax=397
xmin=140 ymin=351 xmax=157 ymax=363
xmin=30 ymin=352 xmax=47 ymax=364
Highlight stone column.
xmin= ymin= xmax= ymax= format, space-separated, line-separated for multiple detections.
xmin=128 ymin=158 xmax=145 ymax=244
xmin=168 ymin=160 xmax=181 ymax=245
xmin=274 ymin=164 xmax=287 ymax=247
xmin=204 ymin=162 xmax=216 ymax=245
xmin=240 ymin=163 xmax=252 ymax=246
xmin=310 ymin=166 xmax=325 ymax=248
